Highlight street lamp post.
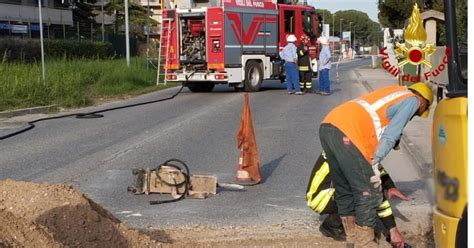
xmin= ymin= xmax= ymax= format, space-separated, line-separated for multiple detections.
xmin=146 ymin=0 xmax=150 ymax=70
xmin=125 ymin=0 xmax=130 ymax=67
xmin=351 ymin=25 xmax=357 ymax=58
xmin=353 ymin=25 xmax=356 ymax=55
xmin=38 ymin=0 xmax=45 ymax=82
xmin=101 ymin=0 xmax=104 ymax=42
xmin=339 ymin=18 xmax=343 ymax=55
xmin=332 ymin=15 xmax=334 ymax=38
xmin=380 ymin=24 xmax=383 ymax=48
xmin=378 ymin=25 xmax=381 ymax=48
xmin=332 ymin=14 xmax=335 ymax=58
xmin=339 ymin=18 xmax=343 ymax=39
xmin=322 ymin=10 xmax=324 ymax=25
xmin=349 ymin=21 xmax=352 ymax=49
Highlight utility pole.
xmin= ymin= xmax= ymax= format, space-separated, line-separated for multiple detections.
xmin=7 ymin=18 xmax=11 ymax=37
xmin=380 ymin=24 xmax=383 ymax=48
xmin=332 ymin=14 xmax=334 ymax=37
xmin=339 ymin=18 xmax=343 ymax=55
xmin=378 ymin=25 xmax=381 ymax=48
xmin=125 ymin=0 xmax=130 ymax=67
xmin=332 ymin=14 xmax=334 ymax=58
xmin=353 ymin=25 xmax=356 ymax=54
xmin=38 ymin=0 xmax=46 ymax=82
xmin=101 ymin=0 xmax=104 ymax=42
xmin=349 ymin=21 xmax=352 ymax=49
xmin=146 ymin=0 xmax=150 ymax=70
xmin=322 ymin=10 xmax=324 ymax=25
xmin=339 ymin=18 xmax=343 ymax=38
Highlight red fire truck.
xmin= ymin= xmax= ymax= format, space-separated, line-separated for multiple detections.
xmin=161 ymin=0 xmax=321 ymax=92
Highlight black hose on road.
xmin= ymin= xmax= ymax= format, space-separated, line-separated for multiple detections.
xmin=0 ymin=85 xmax=185 ymax=140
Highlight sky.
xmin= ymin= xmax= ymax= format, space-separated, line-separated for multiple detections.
xmin=307 ymin=0 xmax=380 ymax=23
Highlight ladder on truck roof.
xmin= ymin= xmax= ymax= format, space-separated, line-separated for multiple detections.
xmin=156 ymin=17 xmax=173 ymax=86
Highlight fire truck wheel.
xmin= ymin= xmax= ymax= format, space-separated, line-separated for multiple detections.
xmin=244 ymin=61 xmax=263 ymax=92
xmin=187 ymin=82 xmax=215 ymax=92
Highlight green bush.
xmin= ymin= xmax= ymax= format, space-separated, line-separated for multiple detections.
xmin=0 ymin=39 xmax=114 ymax=62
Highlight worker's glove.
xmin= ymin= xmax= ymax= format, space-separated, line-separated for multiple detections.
xmin=393 ymin=134 xmax=403 ymax=150
xmin=393 ymin=139 xmax=401 ymax=150
xmin=370 ymin=162 xmax=382 ymax=191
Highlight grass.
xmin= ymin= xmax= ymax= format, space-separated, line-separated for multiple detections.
xmin=0 ymin=57 xmax=178 ymax=112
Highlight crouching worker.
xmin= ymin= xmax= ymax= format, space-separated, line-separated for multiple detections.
xmin=318 ymin=83 xmax=432 ymax=247
xmin=306 ymin=151 xmax=410 ymax=248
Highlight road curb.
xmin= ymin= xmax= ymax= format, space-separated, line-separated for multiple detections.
xmin=0 ymin=105 xmax=57 ymax=119
xmin=353 ymin=69 xmax=431 ymax=179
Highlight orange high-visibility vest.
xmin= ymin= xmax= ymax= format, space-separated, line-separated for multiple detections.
xmin=322 ymin=86 xmax=416 ymax=163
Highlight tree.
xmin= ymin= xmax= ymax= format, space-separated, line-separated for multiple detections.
xmin=313 ymin=7 xmax=385 ymax=47
xmin=430 ymin=0 xmax=467 ymax=45
xmin=314 ymin=9 xmax=333 ymax=39
xmin=314 ymin=9 xmax=333 ymax=25
xmin=377 ymin=0 xmax=424 ymax=29
xmin=105 ymin=0 xmax=155 ymax=39
xmin=313 ymin=9 xmax=380 ymax=45
xmin=330 ymin=10 xmax=382 ymax=46
xmin=60 ymin=0 xmax=98 ymax=25
xmin=379 ymin=0 xmax=467 ymax=45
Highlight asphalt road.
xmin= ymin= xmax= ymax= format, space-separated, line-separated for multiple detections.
xmin=0 ymin=58 xmax=389 ymax=231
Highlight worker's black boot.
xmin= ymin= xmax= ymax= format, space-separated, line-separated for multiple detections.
xmin=319 ymin=213 xmax=347 ymax=241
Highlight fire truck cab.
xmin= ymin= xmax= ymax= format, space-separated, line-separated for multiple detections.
xmin=162 ymin=0 xmax=321 ymax=92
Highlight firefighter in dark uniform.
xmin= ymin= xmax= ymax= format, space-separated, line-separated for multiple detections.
xmin=306 ymin=150 xmax=410 ymax=247
xmin=297 ymin=35 xmax=313 ymax=93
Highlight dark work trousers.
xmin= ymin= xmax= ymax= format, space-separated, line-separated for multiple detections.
xmin=299 ymin=70 xmax=313 ymax=91
xmin=319 ymin=123 xmax=382 ymax=228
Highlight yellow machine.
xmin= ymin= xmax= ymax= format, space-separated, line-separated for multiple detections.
xmin=431 ymin=0 xmax=467 ymax=247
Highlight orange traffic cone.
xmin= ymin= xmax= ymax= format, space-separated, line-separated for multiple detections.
xmin=236 ymin=93 xmax=261 ymax=185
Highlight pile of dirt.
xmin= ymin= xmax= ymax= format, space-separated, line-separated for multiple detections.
xmin=0 ymin=179 xmax=162 ymax=248
xmin=0 ymin=210 xmax=59 ymax=247
xmin=0 ymin=179 xmax=434 ymax=247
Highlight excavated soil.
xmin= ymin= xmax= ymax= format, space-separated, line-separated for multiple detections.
xmin=0 ymin=179 xmax=433 ymax=247
xmin=0 ymin=179 xmax=161 ymax=248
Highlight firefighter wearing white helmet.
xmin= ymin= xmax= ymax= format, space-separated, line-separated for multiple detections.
xmin=317 ymin=36 xmax=331 ymax=95
xmin=318 ymin=36 xmax=328 ymax=45
xmin=280 ymin=34 xmax=304 ymax=95
xmin=318 ymin=82 xmax=433 ymax=247
xmin=287 ymin=34 xmax=297 ymax=42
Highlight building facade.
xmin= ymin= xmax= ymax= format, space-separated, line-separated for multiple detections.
xmin=0 ymin=0 xmax=73 ymax=38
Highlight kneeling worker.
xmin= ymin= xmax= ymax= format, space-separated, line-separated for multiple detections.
xmin=306 ymin=151 xmax=409 ymax=247
xmin=318 ymin=82 xmax=433 ymax=247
